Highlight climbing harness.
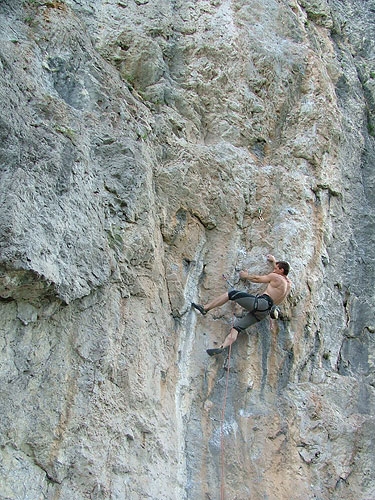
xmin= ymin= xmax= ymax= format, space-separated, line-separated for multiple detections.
xmin=255 ymin=293 xmax=273 ymax=311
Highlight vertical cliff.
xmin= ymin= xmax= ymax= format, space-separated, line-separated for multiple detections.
xmin=0 ymin=1 xmax=374 ymax=499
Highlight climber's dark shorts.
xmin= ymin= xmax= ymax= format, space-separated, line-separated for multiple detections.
xmin=228 ymin=290 xmax=273 ymax=332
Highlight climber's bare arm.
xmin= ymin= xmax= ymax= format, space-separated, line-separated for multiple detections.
xmin=267 ymin=254 xmax=279 ymax=271
xmin=267 ymin=254 xmax=276 ymax=264
xmin=239 ymin=253 xmax=278 ymax=282
xmin=239 ymin=271 xmax=272 ymax=283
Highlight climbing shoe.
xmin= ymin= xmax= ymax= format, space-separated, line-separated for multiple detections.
xmin=192 ymin=303 xmax=207 ymax=315
xmin=206 ymin=348 xmax=223 ymax=356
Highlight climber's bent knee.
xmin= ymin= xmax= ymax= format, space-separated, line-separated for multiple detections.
xmin=228 ymin=290 xmax=251 ymax=301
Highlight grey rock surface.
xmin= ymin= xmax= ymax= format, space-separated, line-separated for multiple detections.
xmin=0 ymin=0 xmax=374 ymax=499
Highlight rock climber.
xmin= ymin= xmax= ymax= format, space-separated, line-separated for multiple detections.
xmin=192 ymin=254 xmax=292 ymax=356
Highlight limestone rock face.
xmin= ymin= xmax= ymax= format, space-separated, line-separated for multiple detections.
xmin=0 ymin=1 xmax=374 ymax=499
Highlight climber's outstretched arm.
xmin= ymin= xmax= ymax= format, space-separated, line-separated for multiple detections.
xmin=239 ymin=254 xmax=278 ymax=283
xmin=266 ymin=254 xmax=276 ymax=264
xmin=239 ymin=271 xmax=272 ymax=283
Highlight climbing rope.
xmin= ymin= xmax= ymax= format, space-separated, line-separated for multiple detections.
xmin=220 ymin=342 xmax=232 ymax=500
xmin=219 ymin=271 xmax=238 ymax=499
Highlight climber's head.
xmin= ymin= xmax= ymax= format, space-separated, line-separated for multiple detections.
xmin=276 ymin=261 xmax=290 ymax=276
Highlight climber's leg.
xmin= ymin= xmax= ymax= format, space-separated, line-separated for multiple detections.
xmin=221 ymin=327 xmax=239 ymax=349
xmin=204 ymin=292 xmax=229 ymax=311
xmin=206 ymin=326 xmax=240 ymax=356
xmin=192 ymin=292 xmax=229 ymax=315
